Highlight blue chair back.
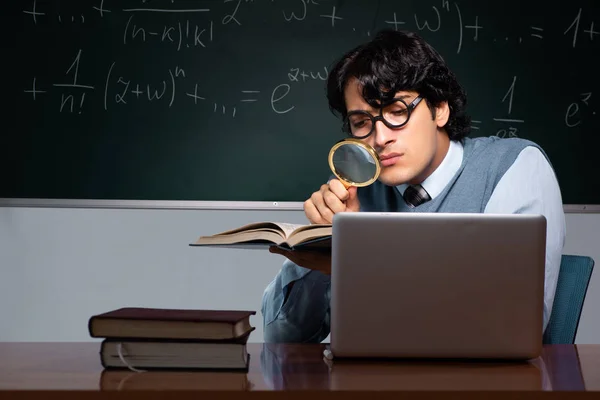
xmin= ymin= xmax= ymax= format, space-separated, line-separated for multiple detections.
xmin=543 ymin=255 xmax=595 ymax=344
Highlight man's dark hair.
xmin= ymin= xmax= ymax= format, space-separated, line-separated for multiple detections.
xmin=326 ymin=29 xmax=471 ymax=141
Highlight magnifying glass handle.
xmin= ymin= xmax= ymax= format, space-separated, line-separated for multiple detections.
xmin=339 ymin=180 xmax=352 ymax=189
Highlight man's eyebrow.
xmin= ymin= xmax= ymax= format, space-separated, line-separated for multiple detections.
xmin=346 ymin=93 xmax=413 ymax=113
xmin=347 ymin=104 xmax=376 ymax=113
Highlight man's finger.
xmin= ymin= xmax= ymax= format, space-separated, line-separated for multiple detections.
xmin=304 ymin=200 xmax=326 ymax=224
xmin=345 ymin=186 xmax=361 ymax=212
xmin=329 ymin=179 xmax=350 ymax=201
xmin=323 ymin=190 xmax=346 ymax=214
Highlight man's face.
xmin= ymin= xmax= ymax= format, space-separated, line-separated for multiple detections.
xmin=343 ymin=77 xmax=450 ymax=186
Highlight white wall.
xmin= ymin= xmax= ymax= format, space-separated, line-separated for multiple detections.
xmin=0 ymin=206 xmax=598 ymax=343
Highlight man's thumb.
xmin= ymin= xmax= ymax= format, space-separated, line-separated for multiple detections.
xmin=345 ymin=186 xmax=360 ymax=211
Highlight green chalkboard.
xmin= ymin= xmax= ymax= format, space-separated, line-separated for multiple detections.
xmin=4 ymin=0 xmax=599 ymax=204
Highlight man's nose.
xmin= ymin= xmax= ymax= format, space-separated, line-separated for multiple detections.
xmin=372 ymin=120 xmax=395 ymax=148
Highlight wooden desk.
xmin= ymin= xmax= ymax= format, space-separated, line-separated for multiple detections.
xmin=0 ymin=342 xmax=598 ymax=393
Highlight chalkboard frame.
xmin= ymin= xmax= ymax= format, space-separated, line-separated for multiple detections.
xmin=0 ymin=198 xmax=597 ymax=213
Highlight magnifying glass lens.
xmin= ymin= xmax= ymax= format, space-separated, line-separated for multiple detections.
xmin=328 ymin=139 xmax=381 ymax=188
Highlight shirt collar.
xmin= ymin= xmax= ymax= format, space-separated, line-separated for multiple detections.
xmin=396 ymin=139 xmax=464 ymax=199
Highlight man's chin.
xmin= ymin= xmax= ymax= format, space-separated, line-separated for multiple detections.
xmin=377 ymin=171 xmax=414 ymax=187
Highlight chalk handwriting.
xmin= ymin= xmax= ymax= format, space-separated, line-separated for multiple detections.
xmin=122 ymin=5 xmax=210 ymax=13
xmin=222 ymin=0 xmax=258 ymax=26
xmin=493 ymin=76 xmax=524 ymax=138
xmin=565 ymin=92 xmax=594 ymax=127
xmin=320 ymin=6 xmax=342 ymax=27
xmin=93 ymin=0 xmax=111 ymax=17
xmin=283 ymin=0 xmax=307 ymax=22
xmin=385 ymin=12 xmax=406 ymax=31
xmin=287 ymin=67 xmax=328 ymax=82
xmin=564 ymin=8 xmax=583 ymax=47
xmin=415 ymin=6 xmax=441 ymax=32
xmin=23 ymin=77 xmax=46 ymax=100
xmin=240 ymin=90 xmax=260 ymax=102
xmin=565 ymin=102 xmax=582 ymax=127
xmin=465 ymin=15 xmax=482 ymax=42
xmin=501 ymin=76 xmax=517 ymax=115
xmin=223 ymin=0 xmax=242 ymax=26
xmin=271 ymin=84 xmax=294 ymax=114
xmin=20 ymin=0 xmax=598 ymax=128
xmin=454 ymin=3 xmax=463 ymax=52
xmin=49 ymin=49 xmax=95 ymax=114
xmin=424 ymin=1 xmax=482 ymax=53
xmin=585 ymin=21 xmax=599 ymax=40
xmin=442 ymin=0 xmax=450 ymax=12
xmin=531 ymin=26 xmax=543 ymax=39
xmin=104 ymin=63 xmax=183 ymax=109
xmin=564 ymin=8 xmax=598 ymax=47
xmin=185 ymin=83 xmax=206 ymax=104
xmin=23 ymin=0 xmax=44 ymax=24
xmin=123 ymin=15 xmax=213 ymax=50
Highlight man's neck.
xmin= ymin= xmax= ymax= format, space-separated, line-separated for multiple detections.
xmin=409 ymin=131 xmax=450 ymax=185
xmin=397 ymin=137 xmax=464 ymax=200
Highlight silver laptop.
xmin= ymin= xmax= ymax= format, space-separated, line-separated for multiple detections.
xmin=329 ymin=212 xmax=546 ymax=360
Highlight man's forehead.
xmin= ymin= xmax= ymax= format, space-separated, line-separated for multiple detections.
xmin=344 ymin=86 xmax=416 ymax=109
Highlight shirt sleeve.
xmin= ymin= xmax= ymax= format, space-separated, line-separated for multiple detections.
xmin=261 ymin=259 xmax=331 ymax=343
xmin=484 ymin=145 xmax=566 ymax=332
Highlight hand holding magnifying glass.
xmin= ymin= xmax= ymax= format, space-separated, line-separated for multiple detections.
xmin=268 ymin=139 xmax=381 ymax=275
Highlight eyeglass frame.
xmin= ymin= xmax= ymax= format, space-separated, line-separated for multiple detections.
xmin=342 ymin=96 xmax=424 ymax=139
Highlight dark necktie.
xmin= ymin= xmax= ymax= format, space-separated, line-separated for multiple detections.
xmin=403 ymin=184 xmax=431 ymax=208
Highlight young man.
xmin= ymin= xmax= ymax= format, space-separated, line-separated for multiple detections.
xmin=261 ymin=29 xmax=566 ymax=343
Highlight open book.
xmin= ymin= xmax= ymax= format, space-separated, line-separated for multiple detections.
xmin=190 ymin=222 xmax=332 ymax=251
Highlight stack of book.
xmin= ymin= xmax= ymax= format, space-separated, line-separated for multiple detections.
xmin=88 ymin=307 xmax=255 ymax=372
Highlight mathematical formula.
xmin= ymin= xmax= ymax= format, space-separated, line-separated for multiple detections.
xmin=20 ymin=0 xmax=599 ymax=135
xmin=22 ymin=0 xmax=599 ymax=50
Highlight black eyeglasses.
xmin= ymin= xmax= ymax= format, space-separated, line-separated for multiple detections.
xmin=343 ymin=96 xmax=423 ymax=139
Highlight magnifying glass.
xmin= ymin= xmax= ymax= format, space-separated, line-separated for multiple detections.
xmin=328 ymin=138 xmax=381 ymax=188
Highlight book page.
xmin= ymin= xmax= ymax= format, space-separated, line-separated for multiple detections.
xmin=193 ymin=229 xmax=285 ymax=245
xmin=285 ymin=225 xmax=333 ymax=247
xmin=272 ymin=222 xmax=311 ymax=238
xmin=288 ymin=223 xmax=332 ymax=235
xmin=191 ymin=221 xmax=325 ymax=247
xmin=207 ymin=222 xmax=287 ymax=236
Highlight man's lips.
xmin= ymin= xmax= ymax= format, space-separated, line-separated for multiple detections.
xmin=379 ymin=153 xmax=402 ymax=167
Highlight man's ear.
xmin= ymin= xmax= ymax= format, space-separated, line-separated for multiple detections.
xmin=435 ymin=101 xmax=450 ymax=128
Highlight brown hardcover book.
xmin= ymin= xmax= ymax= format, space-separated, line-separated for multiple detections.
xmin=99 ymin=335 xmax=251 ymax=371
xmin=190 ymin=221 xmax=332 ymax=251
xmin=100 ymin=369 xmax=253 ymax=390
xmin=89 ymin=308 xmax=256 ymax=340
